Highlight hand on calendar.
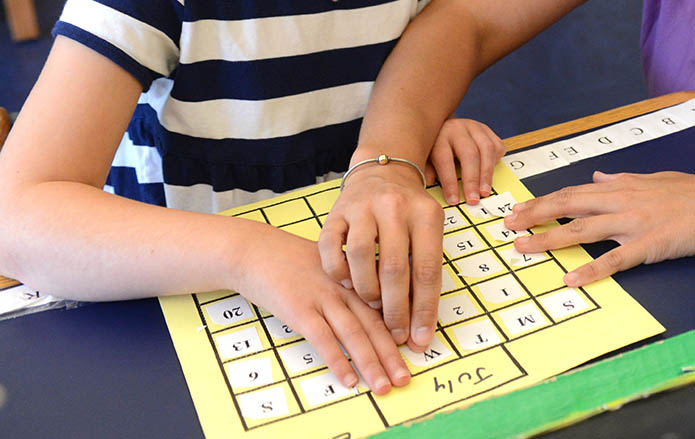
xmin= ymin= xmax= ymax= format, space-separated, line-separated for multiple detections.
xmin=426 ymin=118 xmax=507 ymax=206
xmin=237 ymin=225 xmax=411 ymax=395
xmin=504 ymin=170 xmax=695 ymax=286
xmin=319 ymin=161 xmax=444 ymax=354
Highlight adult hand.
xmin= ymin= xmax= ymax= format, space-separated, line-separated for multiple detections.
xmin=238 ymin=225 xmax=411 ymax=395
xmin=318 ymin=162 xmax=444 ymax=353
xmin=426 ymin=118 xmax=506 ymax=206
xmin=504 ymin=171 xmax=695 ymax=287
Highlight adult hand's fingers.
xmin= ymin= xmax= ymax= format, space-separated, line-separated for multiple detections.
xmin=318 ymin=215 xmax=352 ymax=288
xmin=430 ymin=136 xmax=460 ymax=205
xmin=467 ymin=122 xmax=498 ymax=198
xmin=345 ymin=217 xmax=380 ymax=303
xmin=563 ymin=240 xmax=648 ymax=287
xmin=505 ymin=188 xmax=626 ymax=230
xmin=300 ymin=313 xmax=359 ymax=389
xmin=456 ymin=137 xmax=481 ymax=204
xmin=425 ymin=161 xmax=437 ymax=186
xmin=321 ymin=300 xmax=391 ymax=395
xmin=376 ymin=207 xmax=411 ymax=344
xmin=479 ymin=122 xmax=507 ymax=161
xmin=407 ymin=203 xmax=443 ymax=352
xmin=513 ymin=214 xmax=623 ymax=253
xmin=344 ymin=292 xmax=411 ymax=387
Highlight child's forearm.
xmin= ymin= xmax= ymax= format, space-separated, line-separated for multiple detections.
xmin=0 ymin=180 xmax=263 ymax=301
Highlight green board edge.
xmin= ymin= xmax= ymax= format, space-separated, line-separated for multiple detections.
xmin=372 ymin=331 xmax=695 ymax=439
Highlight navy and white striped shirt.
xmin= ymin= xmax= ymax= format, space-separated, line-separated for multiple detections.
xmin=53 ymin=0 xmax=430 ymax=213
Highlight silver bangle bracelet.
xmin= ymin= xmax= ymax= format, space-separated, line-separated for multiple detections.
xmin=340 ymin=154 xmax=427 ymax=191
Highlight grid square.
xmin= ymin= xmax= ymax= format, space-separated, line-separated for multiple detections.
xmin=492 ymin=300 xmax=551 ymax=339
xmin=452 ymin=250 xmax=507 ymax=284
xmin=306 ymin=189 xmax=340 ymax=216
xmin=538 ymin=287 xmax=595 ymax=321
xmin=237 ymin=382 xmax=301 ymax=428
xmin=263 ymin=199 xmax=313 ymax=226
xmin=226 ymin=351 xmax=285 ymax=392
xmin=214 ymin=322 xmax=270 ymax=361
xmin=516 ymin=259 xmax=567 ymax=295
xmin=438 ymin=289 xmax=482 ymax=325
xmin=443 ymin=228 xmax=486 ymax=260
xmin=445 ymin=316 xmax=504 ymax=355
xmin=470 ymin=274 xmax=528 ymax=311
xmin=282 ymin=218 xmax=322 ymax=241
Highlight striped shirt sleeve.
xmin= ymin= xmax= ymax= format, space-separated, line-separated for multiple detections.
xmin=52 ymin=0 xmax=183 ymax=91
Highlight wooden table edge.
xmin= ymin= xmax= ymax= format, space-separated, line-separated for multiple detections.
xmin=503 ymin=90 xmax=695 ymax=151
xmin=2 ymin=91 xmax=694 ymax=287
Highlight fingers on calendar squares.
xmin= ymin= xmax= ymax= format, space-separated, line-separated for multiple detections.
xmin=318 ymin=216 xmax=352 ymax=289
xmin=321 ymin=299 xmax=392 ymax=395
xmin=424 ymin=162 xmax=438 ymax=187
xmin=564 ymin=241 xmax=647 ymax=287
xmin=513 ymin=215 xmax=621 ymax=254
xmin=406 ymin=211 xmax=444 ymax=352
xmin=301 ymin=313 xmax=360 ymax=390
xmin=376 ymin=210 xmax=411 ymax=345
xmin=429 ymin=135 xmax=460 ymax=205
xmin=505 ymin=189 xmax=622 ymax=231
xmin=343 ymin=292 xmax=411 ymax=388
xmin=468 ymin=121 xmax=506 ymax=198
xmin=345 ymin=217 xmax=380 ymax=304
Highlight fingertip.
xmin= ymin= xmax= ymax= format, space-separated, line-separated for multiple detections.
xmin=466 ymin=192 xmax=480 ymax=204
xmin=593 ymin=170 xmax=616 ymax=183
xmin=446 ymin=193 xmax=459 ymax=206
xmin=564 ymin=271 xmax=581 ymax=287
xmin=513 ymin=235 xmax=529 ymax=251
xmin=412 ymin=326 xmax=433 ymax=349
xmin=343 ymin=372 xmax=359 ymax=388
xmin=480 ymin=183 xmax=491 ymax=198
xmin=372 ymin=376 xmax=392 ymax=395
xmin=391 ymin=328 xmax=408 ymax=345
xmin=391 ymin=367 xmax=411 ymax=387
xmin=341 ymin=278 xmax=353 ymax=290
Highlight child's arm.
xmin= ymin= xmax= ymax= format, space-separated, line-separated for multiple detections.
xmin=319 ymin=0 xmax=586 ymax=352
xmin=0 ymin=36 xmax=407 ymax=395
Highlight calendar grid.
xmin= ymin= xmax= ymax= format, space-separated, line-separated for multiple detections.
xmin=191 ymin=179 xmax=609 ymax=432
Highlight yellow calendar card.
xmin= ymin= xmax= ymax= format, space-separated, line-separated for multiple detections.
xmin=159 ymin=163 xmax=664 ymax=439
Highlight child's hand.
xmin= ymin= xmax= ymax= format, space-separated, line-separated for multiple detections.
xmin=426 ymin=118 xmax=506 ymax=205
xmin=237 ymin=225 xmax=411 ymax=395
xmin=505 ymin=171 xmax=695 ymax=286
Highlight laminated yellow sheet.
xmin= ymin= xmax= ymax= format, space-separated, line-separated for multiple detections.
xmin=159 ymin=163 xmax=663 ymax=439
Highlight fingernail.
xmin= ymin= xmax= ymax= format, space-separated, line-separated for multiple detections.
xmin=391 ymin=329 xmax=407 ymax=345
xmin=507 ymin=212 xmax=517 ymax=222
xmin=414 ymin=326 xmax=433 ymax=347
xmin=516 ymin=236 xmax=529 ymax=246
xmin=344 ymin=372 xmax=358 ymax=388
xmin=564 ymin=272 xmax=579 ymax=286
xmin=468 ymin=192 xmax=480 ymax=202
xmin=513 ymin=201 xmax=526 ymax=211
xmin=368 ymin=300 xmax=382 ymax=309
xmin=447 ymin=194 xmax=459 ymax=205
xmin=394 ymin=367 xmax=411 ymax=383
xmin=480 ymin=184 xmax=491 ymax=196
xmin=341 ymin=279 xmax=353 ymax=290
xmin=374 ymin=376 xmax=390 ymax=394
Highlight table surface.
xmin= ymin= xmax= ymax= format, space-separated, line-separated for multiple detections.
xmin=1 ymin=91 xmax=694 ymax=439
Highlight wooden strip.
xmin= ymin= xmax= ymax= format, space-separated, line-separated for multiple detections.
xmin=503 ymin=91 xmax=695 ymax=152
xmin=4 ymin=0 xmax=40 ymax=41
